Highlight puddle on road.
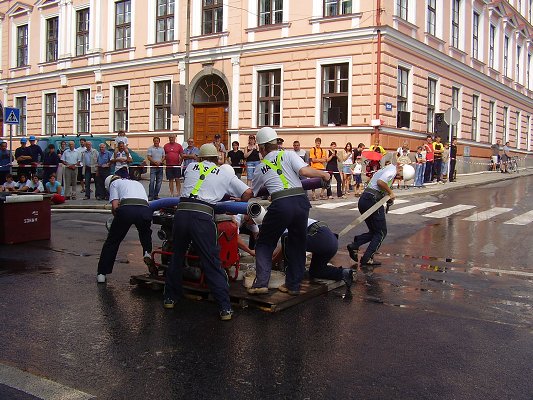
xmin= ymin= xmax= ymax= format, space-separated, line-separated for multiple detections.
xmin=0 ymin=258 xmax=54 ymax=275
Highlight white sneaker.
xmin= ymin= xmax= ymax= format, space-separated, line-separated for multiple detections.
xmin=97 ymin=274 xmax=106 ymax=283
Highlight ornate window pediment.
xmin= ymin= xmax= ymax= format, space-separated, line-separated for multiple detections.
xmin=6 ymin=2 xmax=33 ymax=17
xmin=35 ymin=0 xmax=60 ymax=10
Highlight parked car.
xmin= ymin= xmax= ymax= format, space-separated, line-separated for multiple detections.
xmin=25 ymin=135 xmax=147 ymax=180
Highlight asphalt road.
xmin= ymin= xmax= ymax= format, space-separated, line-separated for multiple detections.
xmin=0 ymin=176 xmax=532 ymax=399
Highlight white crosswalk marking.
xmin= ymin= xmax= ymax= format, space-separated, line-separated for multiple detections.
xmin=422 ymin=204 xmax=476 ymax=218
xmin=349 ymin=199 xmax=409 ymax=210
xmin=503 ymin=210 xmax=533 ymax=225
xmin=388 ymin=202 xmax=442 ymax=215
xmin=316 ymin=201 xmax=356 ymax=209
xmin=463 ymin=207 xmax=512 ymax=221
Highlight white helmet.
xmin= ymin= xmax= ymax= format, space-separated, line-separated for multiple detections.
xmin=256 ymin=127 xmax=278 ymax=145
xmin=402 ymin=164 xmax=415 ymax=181
xmin=198 ymin=143 xmax=219 ymax=158
xmin=218 ymin=164 xmax=235 ymax=174
xmin=105 ymin=175 xmax=120 ymax=190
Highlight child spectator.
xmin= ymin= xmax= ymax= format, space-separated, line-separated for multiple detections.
xmin=351 ymin=157 xmax=363 ymax=196
xmin=115 ymin=130 xmax=129 ymax=148
xmin=414 ymin=146 xmax=426 ymax=188
xmin=2 ymin=174 xmax=16 ymax=192
xmin=27 ymin=175 xmax=45 ymax=193
xmin=396 ymin=150 xmax=412 ymax=189
xmin=441 ymin=142 xmax=450 ymax=183
xmin=45 ymin=173 xmax=65 ymax=204
xmin=15 ymin=174 xmax=30 ymax=192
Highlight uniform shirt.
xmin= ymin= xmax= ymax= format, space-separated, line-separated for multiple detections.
xmin=61 ymin=149 xmax=81 ymax=166
xmin=164 ymin=142 xmax=183 ymax=166
xmin=181 ymin=161 xmax=249 ymax=204
xmin=368 ymin=164 xmax=396 ymax=193
xmin=234 ymin=214 xmax=259 ymax=235
xmin=112 ymin=150 xmax=129 ymax=170
xmin=109 ymin=179 xmax=148 ymax=203
xmin=252 ymin=150 xmax=307 ymax=196
xmin=147 ymin=145 xmax=165 ymax=164
xmin=284 ymin=218 xmax=317 ymax=234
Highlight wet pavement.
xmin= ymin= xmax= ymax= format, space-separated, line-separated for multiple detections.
xmin=0 ymin=172 xmax=532 ymax=399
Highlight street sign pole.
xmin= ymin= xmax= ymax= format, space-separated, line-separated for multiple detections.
xmin=9 ymin=124 xmax=13 ymax=174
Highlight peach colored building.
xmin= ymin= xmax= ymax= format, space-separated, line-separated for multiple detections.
xmin=0 ymin=0 xmax=532 ymax=169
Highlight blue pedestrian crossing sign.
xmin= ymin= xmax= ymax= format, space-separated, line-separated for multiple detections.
xmin=4 ymin=107 xmax=20 ymax=125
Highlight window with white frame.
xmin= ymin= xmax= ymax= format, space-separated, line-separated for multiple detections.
xmin=46 ymin=17 xmax=58 ymax=62
xmin=427 ymin=78 xmax=436 ymax=133
xmin=324 ymin=0 xmax=352 ymax=17
xmin=489 ymin=101 xmax=495 ymax=142
xmin=115 ymin=0 xmax=131 ymax=50
xmin=471 ymin=94 xmax=479 ymax=140
xmin=321 ymin=63 xmax=348 ymax=126
xmin=259 ymin=0 xmax=283 ymax=25
xmin=472 ymin=12 xmax=479 ymax=59
xmin=156 ymin=0 xmax=174 ymax=43
xmin=427 ymin=0 xmax=436 ymax=35
xmin=258 ymin=69 xmax=281 ymax=127
xmin=503 ymin=106 xmax=508 ymax=142
xmin=114 ymin=85 xmax=129 ymax=132
xmin=77 ymin=89 xmax=90 ymax=134
xmin=451 ymin=87 xmax=460 ymax=137
xmin=397 ymin=0 xmax=408 ymax=20
xmin=516 ymin=111 xmax=521 ymax=147
xmin=397 ymin=67 xmax=409 ymax=112
xmin=17 ymin=25 xmax=28 ymax=67
xmin=451 ymin=0 xmax=460 ymax=48
xmin=503 ymin=35 xmax=509 ymax=77
xmin=45 ymin=93 xmax=57 ymax=135
xmin=15 ymin=97 xmax=27 ymax=136
xmin=516 ymin=45 xmax=521 ymax=83
xmin=489 ymin=24 xmax=495 ymax=69
xmin=76 ymin=8 xmax=90 ymax=56
xmin=203 ymin=0 xmax=223 ymax=34
xmin=527 ymin=115 xmax=531 ymax=150
xmin=154 ymin=80 xmax=171 ymax=130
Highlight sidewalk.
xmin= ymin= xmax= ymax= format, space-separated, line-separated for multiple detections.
xmin=60 ymin=167 xmax=533 ymax=208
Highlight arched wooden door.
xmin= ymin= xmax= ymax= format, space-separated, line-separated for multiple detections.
xmin=192 ymin=75 xmax=229 ymax=146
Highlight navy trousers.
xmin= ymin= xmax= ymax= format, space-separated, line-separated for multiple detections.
xmin=97 ymin=205 xmax=152 ymax=274
xmin=164 ymin=210 xmax=231 ymax=311
xmin=253 ymin=195 xmax=311 ymax=292
xmin=353 ymin=192 xmax=387 ymax=264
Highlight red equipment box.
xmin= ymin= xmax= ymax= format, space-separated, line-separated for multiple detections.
xmin=0 ymin=199 xmax=51 ymax=244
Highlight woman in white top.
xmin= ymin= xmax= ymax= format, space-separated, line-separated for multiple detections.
xmin=342 ymin=142 xmax=354 ymax=195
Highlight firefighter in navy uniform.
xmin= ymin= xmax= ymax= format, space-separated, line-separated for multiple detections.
xmin=97 ymin=175 xmax=156 ymax=283
xmin=163 ymin=144 xmax=253 ymax=321
xmin=346 ymin=163 xmax=414 ymax=270
xmin=248 ymin=127 xmax=331 ymax=296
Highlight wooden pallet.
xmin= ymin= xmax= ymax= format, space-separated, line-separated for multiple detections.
xmin=130 ymin=274 xmax=345 ymax=313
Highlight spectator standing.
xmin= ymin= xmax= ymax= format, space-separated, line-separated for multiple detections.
xmin=441 ymin=142 xmax=450 ymax=182
xmin=76 ymin=138 xmax=87 ymax=193
xmin=147 ymin=137 xmax=165 ymax=200
xmin=309 ymin=137 xmax=328 ymax=200
xmin=341 ymin=142 xmax=354 ymax=196
xmin=42 ymin=144 xmax=61 ymax=185
xmin=111 ymin=141 xmax=132 ymax=179
xmin=414 ymin=146 xmax=426 ymax=188
xmin=227 ymin=141 xmax=245 ymax=179
xmin=449 ymin=138 xmax=458 ymax=182
xmin=96 ymin=143 xmax=112 ymax=200
xmin=45 ymin=173 xmax=65 ymax=204
xmin=15 ymin=138 xmax=33 ymax=179
xmin=291 ymin=140 xmax=309 ymax=164
xmin=326 ymin=142 xmax=342 ymax=199
xmin=182 ymin=138 xmax=200 ymax=170
xmin=354 ymin=142 xmax=366 ymax=159
xmin=396 ymin=141 xmax=410 ymax=157
xmin=244 ymin=135 xmax=261 ymax=186
xmin=27 ymin=136 xmax=43 ymax=177
xmin=56 ymin=140 xmax=67 ymax=186
xmin=0 ymin=141 xmax=13 ymax=185
xmin=490 ymin=139 xmax=501 ymax=171
xmin=423 ymin=135 xmax=434 ymax=183
xmin=82 ymin=141 xmax=98 ymax=200
xmin=501 ymin=141 xmax=511 ymax=173
xmin=212 ymin=134 xmax=226 ymax=165
xmin=352 ymin=157 xmax=363 ymax=196
xmin=163 ymin=134 xmax=184 ymax=196
xmin=433 ymin=136 xmax=444 ymax=184
xmin=61 ymin=141 xmax=81 ymax=199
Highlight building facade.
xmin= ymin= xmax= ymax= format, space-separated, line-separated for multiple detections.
xmin=0 ymin=0 xmax=532 ymax=166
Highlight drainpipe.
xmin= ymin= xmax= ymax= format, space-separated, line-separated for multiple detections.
xmin=374 ymin=0 xmax=383 ymax=142
xmin=184 ymin=0 xmax=191 ymax=141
